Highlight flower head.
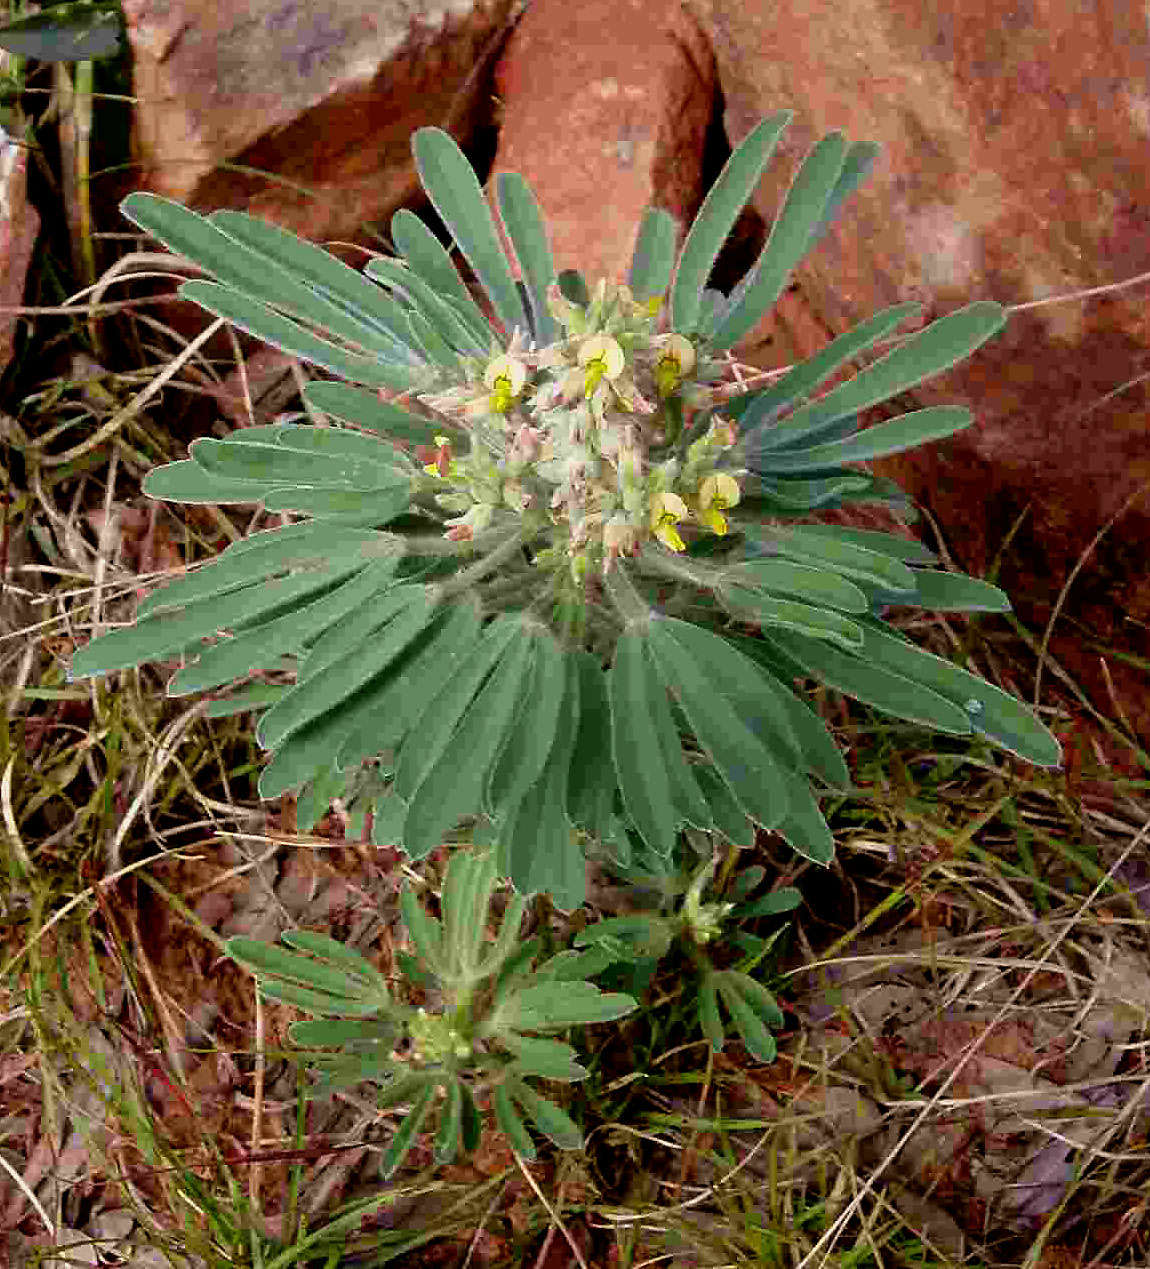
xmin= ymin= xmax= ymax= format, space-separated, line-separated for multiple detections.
xmin=482 ymin=354 xmax=528 ymax=414
xmin=654 ymin=334 xmax=696 ymax=397
xmin=577 ymin=334 xmax=626 ymax=399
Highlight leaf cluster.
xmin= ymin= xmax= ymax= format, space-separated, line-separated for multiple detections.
xmin=226 ymin=850 xmax=636 ymax=1175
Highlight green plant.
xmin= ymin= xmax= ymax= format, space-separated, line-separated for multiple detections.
xmin=226 ymin=849 xmax=636 ymax=1175
xmin=69 ymin=113 xmax=1062 ymax=906
xmin=574 ymin=847 xmax=801 ymax=1062
xmin=0 ymin=2 xmax=123 ymax=62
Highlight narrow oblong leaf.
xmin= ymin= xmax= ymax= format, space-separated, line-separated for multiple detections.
xmin=486 ymin=631 xmax=566 ymax=815
xmin=770 ymin=302 xmax=1007 ymax=433
xmin=380 ymin=1083 xmax=437 ymax=1178
xmin=412 ymin=128 xmax=527 ymax=336
xmin=724 ymin=560 xmax=870 ymax=613
xmin=389 ymin=207 xmax=476 ymax=309
xmin=609 ymin=628 xmax=678 ymax=856
xmin=500 ymin=1034 xmax=588 ymax=1083
xmin=281 ymin=930 xmax=391 ymax=992
xmin=717 ymin=975 xmax=778 ymax=1062
xmin=775 ymin=776 xmax=835 ymax=865
xmin=773 ymin=525 xmax=938 ymax=566
xmin=509 ymin=1081 xmax=583 ymax=1151
xmin=762 ymin=406 xmax=974 ymax=472
xmin=435 ymin=1080 xmax=464 ymax=1163
xmin=752 ymin=527 xmax=919 ymax=593
xmin=565 ymin=651 xmax=615 ymax=838
xmin=289 ymin=1018 xmax=398 ymax=1048
xmin=734 ymin=302 xmax=921 ymax=438
xmin=734 ymin=887 xmax=803 ymax=918
xmin=141 ymin=460 xmax=271 ymax=504
xmin=495 ymin=172 xmax=559 ymax=346
xmin=694 ymin=766 xmax=754 ymax=846
xmin=493 ymin=1082 xmax=536 ymax=1160
xmin=302 ymin=381 xmax=462 ymax=446
xmin=728 ymin=971 xmax=786 ymax=1029
xmin=504 ymin=982 xmax=637 ymax=1029
xmin=720 ymin=588 xmax=864 ymax=652
xmin=710 ymin=131 xmax=849 ymax=351
xmin=177 ymin=281 xmax=424 ymax=391
xmin=890 ymin=570 xmax=1012 ymax=613
xmin=671 ymin=112 xmax=792 ymax=333
xmin=394 ymin=616 xmax=524 ymax=800
xmin=808 ymin=139 xmax=882 ymax=244
xmin=399 ymin=888 xmax=448 ymax=979
xmin=699 ymin=974 xmax=725 ymax=1053
xmin=856 ymin=619 xmax=1062 ymax=765
xmin=627 ymin=208 xmax=678 ymax=303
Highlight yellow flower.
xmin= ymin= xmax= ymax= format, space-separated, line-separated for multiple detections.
xmin=482 ymin=354 xmax=528 ymax=414
xmin=577 ymin=334 xmax=625 ymax=398
xmin=695 ymin=472 xmax=740 ymax=536
xmin=650 ymin=491 xmax=689 ymax=552
xmin=654 ymin=334 xmax=696 ymax=397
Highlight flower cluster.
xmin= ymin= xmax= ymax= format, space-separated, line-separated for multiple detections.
xmin=417 ymin=281 xmax=743 ymax=577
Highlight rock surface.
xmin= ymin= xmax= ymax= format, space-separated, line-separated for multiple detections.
xmin=683 ymin=0 xmax=1150 ymax=744
xmin=490 ymin=0 xmax=715 ymax=283
xmin=122 ymin=0 xmax=524 ymax=241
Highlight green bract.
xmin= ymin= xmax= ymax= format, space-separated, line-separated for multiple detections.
xmin=227 ymin=851 xmax=634 ymax=1174
xmin=71 ymin=113 xmax=1062 ymax=902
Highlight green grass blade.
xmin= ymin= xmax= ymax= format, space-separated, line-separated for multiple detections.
xmin=671 ymin=112 xmax=792 ymax=333
xmin=710 ymin=131 xmax=848 ymax=350
xmin=412 ymin=128 xmax=527 ymax=337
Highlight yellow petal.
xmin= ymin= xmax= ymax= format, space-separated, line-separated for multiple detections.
xmin=484 ymin=354 xmax=527 ymax=393
xmin=698 ymin=506 xmax=728 ymax=535
xmin=654 ymin=521 xmax=686 ymax=551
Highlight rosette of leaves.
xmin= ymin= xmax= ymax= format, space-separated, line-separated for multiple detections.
xmin=574 ymin=850 xmax=799 ymax=1063
xmin=71 ymin=112 xmax=1062 ymax=906
xmin=227 ymin=849 xmax=635 ymax=1174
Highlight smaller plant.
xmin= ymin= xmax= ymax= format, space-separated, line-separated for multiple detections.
xmin=226 ymin=849 xmax=636 ymax=1175
xmin=574 ymin=846 xmax=800 ymax=1063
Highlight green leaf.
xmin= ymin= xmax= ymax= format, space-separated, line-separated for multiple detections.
xmin=734 ymin=887 xmax=803 ymax=918
xmin=565 ymin=652 xmax=615 ymax=839
xmin=177 ymin=281 xmax=424 ymax=391
xmin=121 ymin=195 xmax=413 ymax=362
xmin=775 ymin=776 xmax=835 ymax=865
xmin=761 ymin=406 xmax=974 ymax=473
xmin=394 ymin=617 xmax=524 ymax=800
xmin=389 ymin=208 xmax=477 ymax=310
xmin=493 ymin=1082 xmax=536 ymax=1160
xmin=500 ymin=655 xmax=584 ymax=907
xmin=281 ymin=930 xmax=392 ymax=994
xmin=710 ymin=131 xmax=848 ymax=351
xmin=645 ymin=646 xmax=713 ymax=834
xmin=716 ymin=974 xmax=777 ymax=1062
xmin=727 ymin=971 xmax=786 ymax=1029
xmin=645 ymin=619 xmax=792 ymax=830
xmin=723 ymin=560 xmax=870 ymax=613
xmin=380 ymin=1082 xmax=437 ymax=1178
xmin=890 ymin=570 xmax=1012 ymax=613
xmin=751 ymin=527 xmax=919 ymax=592
xmin=627 ymin=208 xmax=678 ymax=303
xmin=141 ymin=460 xmax=270 ymax=504
xmin=694 ymin=766 xmax=754 ymax=846
xmin=855 ymin=619 xmax=1062 ymax=765
xmin=557 ymin=270 xmax=590 ymax=307
xmin=288 ymin=1018 xmax=399 ymax=1048
xmin=495 ymin=172 xmax=559 ymax=346
xmin=769 ymin=525 xmax=938 ymax=566
xmin=209 ymin=209 xmax=426 ymax=360
xmin=460 ymin=1083 xmax=483 ymax=1154
xmin=767 ymin=629 xmax=974 ymax=736
xmin=302 ymin=381 xmax=461 ymax=446
xmin=486 ymin=631 xmax=566 ymax=815
xmin=609 ymin=628 xmax=678 ymax=856
xmin=363 ymin=256 xmax=488 ymax=359
xmin=298 ymin=583 xmax=425 ymax=680
xmin=509 ymin=1081 xmax=583 ymax=1151
xmin=256 ymin=588 xmax=438 ymax=749
xmin=140 ymin=521 xmax=390 ymax=618
xmin=699 ymin=974 xmax=725 ymax=1053
xmin=402 ymin=629 xmax=535 ymax=857
xmin=170 ymin=559 xmax=400 ymax=696
xmin=808 ymin=139 xmax=882 ymax=244
xmin=435 ymin=1080 xmax=464 ymax=1164
xmin=500 ymin=1034 xmax=588 ymax=1083
xmin=443 ymin=848 xmax=497 ymax=977
xmin=188 ymin=435 xmax=405 ymax=489
xmin=412 ymin=128 xmax=527 ymax=337
xmin=671 ymin=112 xmax=792 ymax=334
xmin=474 ymin=893 xmax=529 ymax=980
xmin=720 ymin=587 xmax=864 ymax=652
xmin=767 ymin=302 xmax=1007 ymax=434
xmin=0 ymin=2 xmax=121 ymax=61
xmin=503 ymin=982 xmax=637 ymax=1029
xmin=399 ymin=888 xmax=448 ymax=980
xmin=204 ymin=683 xmax=290 ymax=718
xmin=734 ymin=303 xmax=922 ymax=439
xmin=334 ymin=601 xmax=484 ymax=768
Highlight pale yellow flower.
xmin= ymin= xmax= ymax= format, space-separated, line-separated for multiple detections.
xmin=654 ymin=334 xmax=697 ymax=396
xmin=482 ymin=354 xmax=528 ymax=414
xmin=694 ymin=471 xmax=740 ymax=535
xmin=650 ymin=490 xmax=689 ymax=552
xmin=577 ymin=334 xmax=626 ymax=398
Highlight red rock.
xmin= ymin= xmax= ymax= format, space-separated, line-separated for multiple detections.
xmin=121 ymin=0 xmax=525 ymax=241
xmin=682 ymin=0 xmax=1150 ymax=742
xmin=491 ymin=0 xmax=715 ymax=283
xmin=0 ymin=125 xmax=39 ymax=378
